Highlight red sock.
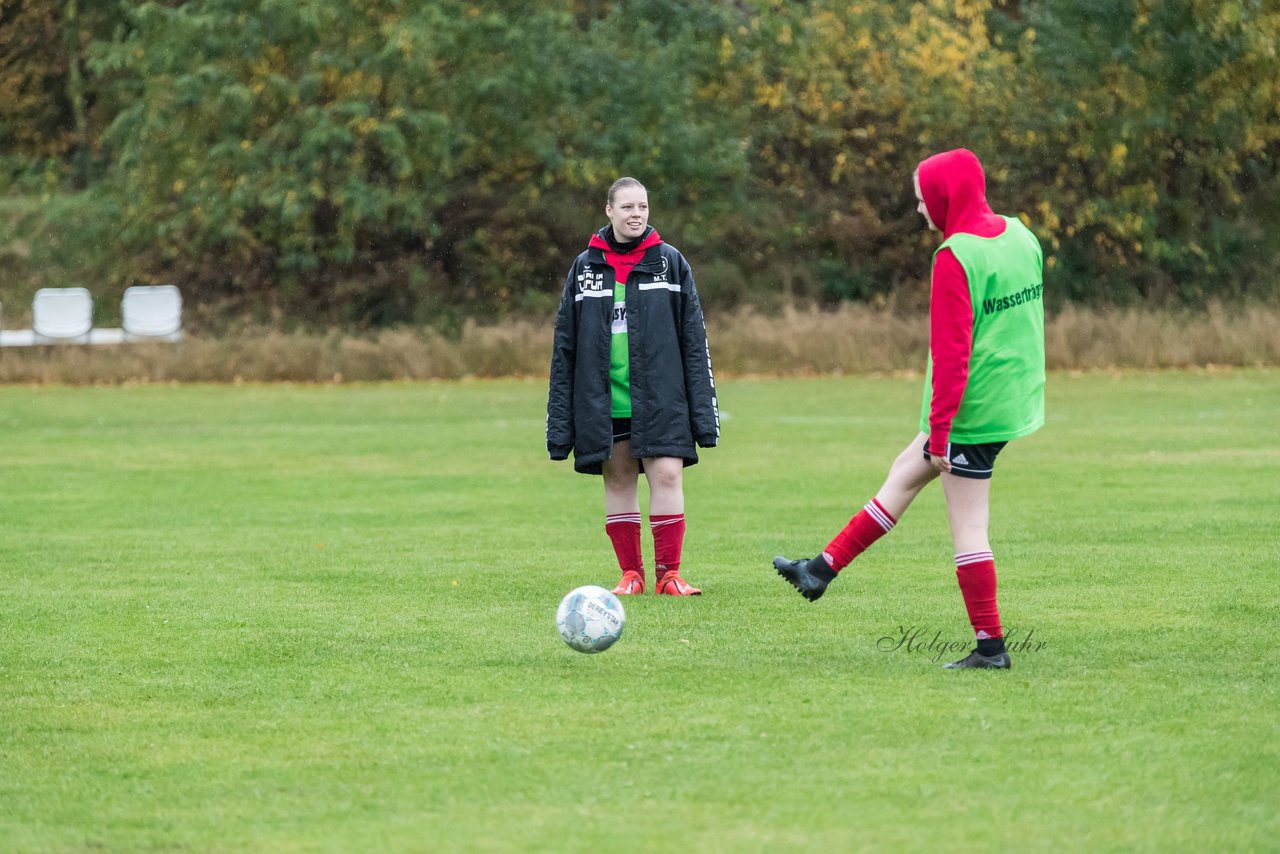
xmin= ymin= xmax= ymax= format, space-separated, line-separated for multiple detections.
xmin=823 ymin=499 xmax=897 ymax=572
xmin=955 ymin=551 xmax=1002 ymax=639
xmin=605 ymin=513 xmax=643 ymax=574
xmin=650 ymin=514 xmax=685 ymax=581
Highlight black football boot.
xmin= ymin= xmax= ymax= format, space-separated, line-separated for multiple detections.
xmin=943 ymin=649 xmax=1012 ymax=670
xmin=772 ymin=554 xmax=837 ymax=602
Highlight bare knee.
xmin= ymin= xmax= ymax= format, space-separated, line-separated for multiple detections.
xmin=644 ymin=458 xmax=683 ymax=493
xmin=603 ymin=444 xmax=639 ymax=491
xmin=874 ymin=434 xmax=937 ymax=518
xmin=887 ymin=447 xmax=935 ymax=492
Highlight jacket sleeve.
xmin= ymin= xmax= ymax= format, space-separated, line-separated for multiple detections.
xmin=927 ymin=247 xmax=973 ymax=456
xmin=677 ymin=253 xmax=720 ymax=448
xmin=546 ymin=264 xmax=577 ymax=460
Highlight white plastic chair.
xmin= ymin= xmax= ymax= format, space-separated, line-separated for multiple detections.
xmin=122 ymin=285 xmax=183 ymax=341
xmin=32 ymin=288 xmax=93 ymax=343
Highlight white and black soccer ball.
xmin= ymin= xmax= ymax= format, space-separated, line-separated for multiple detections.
xmin=555 ymin=585 xmax=625 ymax=654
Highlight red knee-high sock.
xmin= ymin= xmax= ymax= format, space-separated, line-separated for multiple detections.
xmin=650 ymin=514 xmax=685 ymax=581
xmin=823 ymin=499 xmax=897 ymax=572
xmin=955 ymin=551 xmax=1002 ymax=639
xmin=605 ymin=513 xmax=643 ymax=575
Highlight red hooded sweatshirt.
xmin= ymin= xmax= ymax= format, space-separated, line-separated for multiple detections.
xmin=587 ymin=226 xmax=663 ymax=287
xmin=917 ymin=149 xmax=1006 ymax=457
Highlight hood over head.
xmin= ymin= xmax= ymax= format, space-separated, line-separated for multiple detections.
xmin=916 ymin=149 xmax=1003 ymax=239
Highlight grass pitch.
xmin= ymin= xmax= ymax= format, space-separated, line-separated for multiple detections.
xmin=1 ymin=371 xmax=1277 ymax=851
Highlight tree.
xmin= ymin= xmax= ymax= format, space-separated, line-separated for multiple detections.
xmin=0 ymin=0 xmax=121 ymax=185
xmin=705 ymin=0 xmax=1019 ymax=305
xmin=88 ymin=0 xmax=748 ymax=324
xmin=993 ymin=0 xmax=1280 ymax=302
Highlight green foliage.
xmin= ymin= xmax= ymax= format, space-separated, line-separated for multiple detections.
xmin=89 ymin=1 xmax=457 ymax=323
xmin=0 ymin=189 xmax=124 ymax=318
xmin=74 ymin=1 xmax=750 ymax=324
xmin=2 ymin=0 xmax=1279 ymax=324
xmin=709 ymin=0 xmax=1020 ymax=304
xmin=0 ymin=0 xmax=67 ymax=159
xmin=992 ymin=0 xmax=1280 ymax=303
xmin=0 ymin=0 xmax=123 ymax=185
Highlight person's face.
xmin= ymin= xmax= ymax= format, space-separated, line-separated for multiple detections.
xmin=607 ymin=186 xmax=649 ymax=241
xmin=913 ymin=171 xmax=937 ymax=232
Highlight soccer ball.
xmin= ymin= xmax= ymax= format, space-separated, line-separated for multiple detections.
xmin=555 ymin=585 xmax=625 ymax=653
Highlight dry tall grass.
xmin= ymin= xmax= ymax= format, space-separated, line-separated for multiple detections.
xmin=1043 ymin=303 xmax=1280 ymax=370
xmin=0 ymin=303 xmax=1276 ymax=384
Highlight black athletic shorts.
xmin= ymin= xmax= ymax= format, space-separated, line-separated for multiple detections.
xmin=923 ymin=439 xmax=1007 ymax=480
xmin=610 ymin=418 xmax=645 ymax=472
xmin=612 ymin=418 xmax=632 ymax=444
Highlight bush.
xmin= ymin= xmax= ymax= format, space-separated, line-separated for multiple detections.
xmin=1 ymin=1 xmax=1277 ymax=325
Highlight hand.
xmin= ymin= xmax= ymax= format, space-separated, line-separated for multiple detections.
xmin=929 ymin=453 xmax=951 ymax=474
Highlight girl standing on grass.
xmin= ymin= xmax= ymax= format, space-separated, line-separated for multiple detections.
xmin=547 ymin=177 xmax=720 ymax=596
xmin=773 ymin=149 xmax=1045 ymax=669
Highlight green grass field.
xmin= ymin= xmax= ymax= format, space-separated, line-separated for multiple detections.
xmin=2 ymin=371 xmax=1277 ymax=851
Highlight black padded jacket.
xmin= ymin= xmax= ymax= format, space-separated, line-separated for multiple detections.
xmin=546 ymin=227 xmax=719 ymax=475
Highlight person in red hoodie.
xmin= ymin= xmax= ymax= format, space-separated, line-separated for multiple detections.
xmin=772 ymin=149 xmax=1045 ymax=669
xmin=547 ymin=177 xmax=720 ymax=596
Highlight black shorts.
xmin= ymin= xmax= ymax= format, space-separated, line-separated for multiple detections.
xmin=610 ymin=418 xmax=645 ymax=472
xmin=923 ymin=440 xmax=1007 ymax=480
xmin=612 ymin=418 xmax=632 ymax=444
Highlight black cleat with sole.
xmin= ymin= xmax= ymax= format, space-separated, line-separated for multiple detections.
xmin=943 ymin=649 xmax=1012 ymax=670
xmin=772 ymin=555 xmax=837 ymax=602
